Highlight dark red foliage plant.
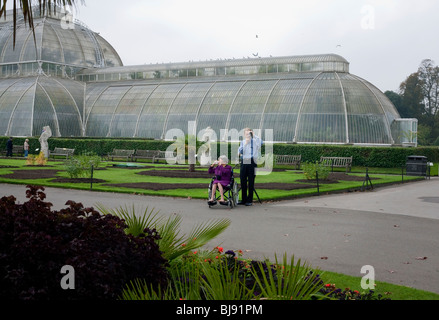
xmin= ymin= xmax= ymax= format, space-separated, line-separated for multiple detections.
xmin=0 ymin=185 xmax=168 ymax=300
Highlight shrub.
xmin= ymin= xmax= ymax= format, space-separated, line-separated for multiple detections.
xmin=26 ymin=152 xmax=47 ymax=166
xmin=303 ymin=161 xmax=330 ymax=180
xmin=64 ymin=152 xmax=101 ymax=178
xmin=0 ymin=185 xmax=168 ymax=300
xmin=121 ymin=248 xmax=325 ymax=300
xmin=314 ymin=283 xmax=390 ymax=300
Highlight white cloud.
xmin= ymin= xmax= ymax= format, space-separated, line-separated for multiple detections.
xmin=7 ymin=0 xmax=435 ymax=92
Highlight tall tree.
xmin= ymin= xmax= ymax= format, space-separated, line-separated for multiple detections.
xmin=0 ymin=0 xmax=83 ymax=48
xmin=385 ymin=90 xmax=404 ymax=116
xmin=397 ymin=59 xmax=439 ymax=145
xmin=399 ymin=71 xmax=425 ymax=120
xmin=418 ymin=59 xmax=439 ymax=120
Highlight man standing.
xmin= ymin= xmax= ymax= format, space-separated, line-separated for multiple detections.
xmin=24 ymin=139 xmax=29 ymax=158
xmin=6 ymin=137 xmax=13 ymax=157
xmin=238 ymin=128 xmax=262 ymax=206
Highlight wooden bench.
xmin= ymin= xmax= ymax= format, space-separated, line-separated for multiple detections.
xmin=156 ymin=150 xmax=183 ymax=163
xmin=107 ymin=149 xmax=135 ymax=161
xmin=320 ymin=156 xmax=353 ymax=172
xmin=133 ymin=149 xmax=185 ymax=163
xmin=49 ymin=147 xmax=75 ymax=159
xmin=156 ymin=150 xmax=169 ymax=162
xmin=274 ymin=154 xmax=302 ymax=170
xmin=133 ymin=150 xmax=161 ymax=162
xmin=12 ymin=145 xmax=24 ymax=156
xmin=3 ymin=145 xmax=24 ymax=157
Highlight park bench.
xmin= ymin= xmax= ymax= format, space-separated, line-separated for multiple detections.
xmin=107 ymin=149 xmax=135 ymax=161
xmin=49 ymin=147 xmax=75 ymax=160
xmin=12 ymin=145 xmax=24 ymax=156
xmin=133 ymin=150 xmax=161 ymax=162
xmin=156 ymin=150 xmax=185 ymax=163
xmin=320 ymin=156 xmax=353 ymax=172
xmin=2 ymin=145 xmax=24 ymax=157
xmin=274 ymin=154 xmax=302 ymax=170
xmin=132 ymin=149 xmax=185 ymax=163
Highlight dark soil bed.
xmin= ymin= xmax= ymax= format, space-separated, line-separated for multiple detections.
xmin=0 ymin=169 xmax=106 ymax=183
xmin=136 ymin=169 xmax=232 ymax=179
xmin=296 ymin=172 xmax=379 ymax=183
xmin=51 ymin=177 xmax=107 ymax=184
xmin=1 ymin=169 xmax=60 ymax=179
xmin=1 ymin=168 xmax=376 ymax=190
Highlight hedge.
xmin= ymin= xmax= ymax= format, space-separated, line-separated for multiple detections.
xmin=1 ymin=137 xmax=438 ymax=168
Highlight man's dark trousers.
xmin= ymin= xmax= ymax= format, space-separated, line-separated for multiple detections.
xmin=240 ymin=160 xmax=256 ymax=204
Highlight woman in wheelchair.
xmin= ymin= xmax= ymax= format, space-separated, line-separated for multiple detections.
xmin=208 ymin=155 xmax=232 ymax=205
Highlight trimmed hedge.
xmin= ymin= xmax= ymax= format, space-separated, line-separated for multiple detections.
xmin=271 ymin=144 xmax=439 ymax=168
xmin=1 ymin=137 xmax=438 ymax=168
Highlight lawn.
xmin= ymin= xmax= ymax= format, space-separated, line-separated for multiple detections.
xmin=0 ymin=158 xmax=425 ymax=201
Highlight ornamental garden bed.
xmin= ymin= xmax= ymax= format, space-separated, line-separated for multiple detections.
xmin=0 ymin=159 xmax=422 ymax=201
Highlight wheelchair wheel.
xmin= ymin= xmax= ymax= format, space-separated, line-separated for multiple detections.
xmin=208 ymin=181 xmax=213 ymax=207
xmin=233 ymin=183 xmax=240 ymax=206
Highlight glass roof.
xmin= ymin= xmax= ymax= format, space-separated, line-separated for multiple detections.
xmin=0 ymin=76 xmax=84 ymax=137
xmin=84 ymin=71 xmax=400 ymax=144
xmin=0 ymin=10 xmax=123 ymax=69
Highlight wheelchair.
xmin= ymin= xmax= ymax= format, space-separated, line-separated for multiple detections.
xmin=207 ymin=169 xmax=240 ymax=208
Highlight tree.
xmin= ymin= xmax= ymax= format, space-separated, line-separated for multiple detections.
xmin=418 ymin=59 xmax=439 ymax=120
xmin=0 ymin=0 xmax=83 ymax=48
xmin=396 ymin=59 xmax=439 ymax=145
xmin=384 ymin=90 xmax=404 ymax=116
xmin=399 ymin=72 xmax=425 ymax=120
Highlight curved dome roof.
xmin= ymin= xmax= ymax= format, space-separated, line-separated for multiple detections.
xmin=0 ymin=75 xmax=84 ymax=137
xmin=84 ymin=70 xmax=401 ymax=145
xmin=0 ymin=10 xmax=123 ymax=68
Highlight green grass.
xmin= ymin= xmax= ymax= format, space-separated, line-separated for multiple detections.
xmin=0 ymin=158 xmax=425 ymax=200
xmin=320 ymin=270 xmax=439 ymax=300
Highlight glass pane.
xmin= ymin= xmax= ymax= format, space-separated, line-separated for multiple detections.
xmin=86 ymin=86 xmax=131 ymax=136
xmin=228 ymin=80 xmax=278 ymax=133
xmin=137 ymin=83 xmax=186 ymax=139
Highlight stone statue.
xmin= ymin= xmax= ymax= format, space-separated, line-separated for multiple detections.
xmin=39 ymin=126 xmax=52 ymax=158
xmin=199 ymin=126 xmax=215 ymax=166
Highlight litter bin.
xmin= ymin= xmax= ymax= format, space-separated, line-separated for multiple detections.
xmin=406 ymin=155 xmax=427 ymax=176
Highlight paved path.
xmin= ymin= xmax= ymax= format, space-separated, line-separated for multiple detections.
xmin=1 ymin=178 xmax=439 ymax=295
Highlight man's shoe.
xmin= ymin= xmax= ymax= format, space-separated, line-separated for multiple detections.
xmin=237 ymin=201 xmax=246 ymax=205
xmin=245 ymin=202 xmax=252 ymax=206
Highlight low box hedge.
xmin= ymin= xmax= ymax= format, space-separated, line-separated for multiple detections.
xmin=1 ymin=137 xmax=438 ymax=168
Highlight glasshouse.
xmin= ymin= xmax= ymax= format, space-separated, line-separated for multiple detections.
xmin=0 ymin=7 xmax=417 ymax=146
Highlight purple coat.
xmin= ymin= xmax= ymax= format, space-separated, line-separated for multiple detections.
xmin=208 ymin=165 xmax=232 ymax=187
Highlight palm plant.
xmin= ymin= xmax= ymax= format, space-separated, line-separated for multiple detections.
xmin=95 ymin=203 xmax=231 ymax=262
xmin=120 ymin=261 xmax=203 ymax=300
xmin=249 ymin=253 xmax=324 ymax=300
xmin=120 ymin=251 xmax=325 ymax=300
xmin=0 ymin=0 xmax=84 ymax=48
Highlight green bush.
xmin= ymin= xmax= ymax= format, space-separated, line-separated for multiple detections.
xmin=64 ymin=152 xmax=101 ymax=179
xmin=303 ymin=161 xmax=330 ymax=180
xmin=2 ymin=137 xmax=438 ymax=168
xmin=0 ymin=186 xmax=168 ymax=300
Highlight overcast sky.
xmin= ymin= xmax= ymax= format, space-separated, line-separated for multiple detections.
xmin=18 ymin=0 xmax=439 ymax=92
